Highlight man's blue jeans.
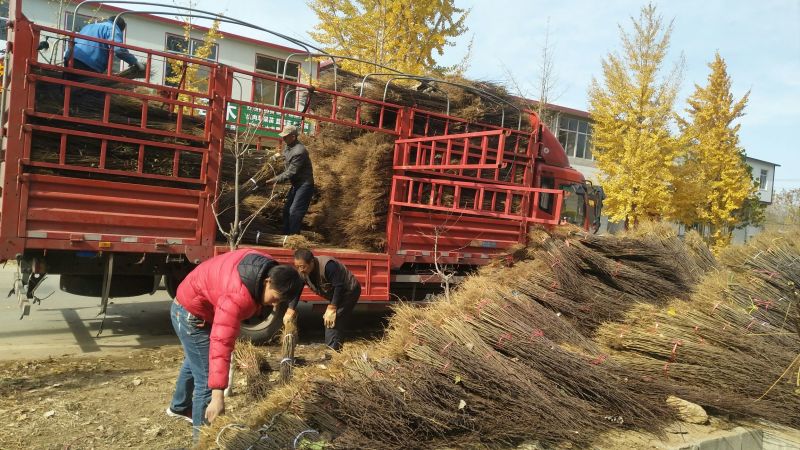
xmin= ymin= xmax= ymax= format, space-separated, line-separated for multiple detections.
xmin=283 ymin=182 xmax=314 ymax=235
xmin=169 ymin=301 xmax=212 ymax=439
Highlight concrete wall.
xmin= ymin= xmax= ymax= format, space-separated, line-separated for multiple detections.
xmin=571 ymin=159 xmax=601 ymax=184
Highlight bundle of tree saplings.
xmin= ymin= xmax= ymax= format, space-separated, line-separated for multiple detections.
xmin=204 ymin=226 xmax=757 ymax=449
xmin=206 ymin=227 xmax=799 ymax=449
xmin=595 ymin=229 xmax=800 ymax=428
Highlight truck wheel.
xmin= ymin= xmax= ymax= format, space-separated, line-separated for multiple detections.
xmin=240 ymin=302 xmax=286 ymax=344
xmin=164 ymin=265 xmax=194 ymax=300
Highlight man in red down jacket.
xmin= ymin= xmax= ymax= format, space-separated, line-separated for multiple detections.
xmin=165 ymin=249 xmax=303 ymax=438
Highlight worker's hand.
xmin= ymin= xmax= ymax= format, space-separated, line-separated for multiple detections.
xmin=323 ymin=305 xmax=337 ymax=329
xmin=265 ymin=177 xmax=276 ymax=185
xmin=269 ymin=152 xmax=281 ymax=162
xmin=205 ymin=389 xmax=225 ymax=424
xmin=134 ymin=60 xmax=146 ymax=72
xmin=283 ymin=308 xmax=296 ymax=325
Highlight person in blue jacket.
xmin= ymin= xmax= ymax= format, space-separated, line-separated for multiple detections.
xmin=63 ymin=16 xmax=144 ymax=112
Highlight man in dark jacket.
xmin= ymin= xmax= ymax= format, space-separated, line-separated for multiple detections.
xmin=266 ymin=125 xmax=315 ymax=235
xmin=286 ymin=248 xmax=361 ymax=351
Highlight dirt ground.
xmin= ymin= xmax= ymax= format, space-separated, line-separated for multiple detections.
xmin=0 ymin=342 xmax=332 ymax=450
xmin=4 ymin=343 xmax=799 ymax=450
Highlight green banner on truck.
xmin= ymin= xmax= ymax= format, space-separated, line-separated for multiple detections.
xmin=226 ymin=102 xmax=313 ymax=137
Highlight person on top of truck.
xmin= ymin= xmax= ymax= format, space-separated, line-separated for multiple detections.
xmin=166 ymin=249 xmax=303 ymax=439
xmin=64 ymin=16 xmax=145 ymax=75
xmin=62 ymin=16 xmax=145 ymax=113
xmin=286 ymin=248 xmax=361 ymax=351
xmin=266 ymin=125 xmax=315 ymax=236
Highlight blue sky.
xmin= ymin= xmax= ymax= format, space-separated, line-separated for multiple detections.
xmin=193 ymin=0 xmax=799 ymax=191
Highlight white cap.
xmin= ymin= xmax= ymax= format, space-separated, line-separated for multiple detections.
xmin=278 ymin=125 xmax=298 ymax=137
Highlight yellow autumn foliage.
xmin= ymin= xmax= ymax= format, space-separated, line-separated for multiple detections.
xmin=307 ymin=0 xmax=468 ymax=75
xmin=673 ymin=53 xmax=754 ymax=250
xmin=165 ymin=16 xmax=222 ymax=104
xmin=588 ymin=5 xmax=683 ymax=227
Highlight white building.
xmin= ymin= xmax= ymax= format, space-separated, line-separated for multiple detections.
xmin=730 ymin=157 xmax=780 ymax=243
xmin=746 ymin=156 xmax=778 ymax=204
xmin=14 ymin=0 xmax=318 ymax=111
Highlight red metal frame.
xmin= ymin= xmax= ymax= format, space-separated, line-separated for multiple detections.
xmin=390 ymin=175 xmax=563 ymax=223
xmin=214 ymin=245 xmax=390 ymax=303
xmin=227 ymin=67 xmax=404 ymax=136
xmin=394 ymin=129 xmax=508 ymax=171
xmin=385 ymin=127 xmax=563 ymax=268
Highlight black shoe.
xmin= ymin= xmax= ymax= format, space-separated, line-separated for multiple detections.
xmin=165 ymin=406 xmax=192 ymax=423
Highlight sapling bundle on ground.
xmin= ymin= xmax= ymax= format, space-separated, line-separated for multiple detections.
xmin=597 ymin=303 xmax=800 ymax=428
xmin=554 ymin=239 xmax=690 ymax=301
xmin=233 ymin=340 xmax=272 ymax=400
xmin=716 ymin=231 xmax=800 ymax=335
xmin=402 ymin=310 xmax=609 ymax=446
xmin=453 ymin=279 xmax=673 ymax=433
xmin=579 ymin=229 xmax=715 ymax=288
xmin=279 ymin=321 xmax=298 ymax=384
xmin=596 ymin=231 xmax=800 ymax=428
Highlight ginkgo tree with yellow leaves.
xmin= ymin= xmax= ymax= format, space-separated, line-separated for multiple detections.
xmin=673 ymin=53 xmax=755 ymax=250
xmin=307 ymin=0 xmax=468 ymax=75
xmin=588 ymin=4 xmax=684 ymax=228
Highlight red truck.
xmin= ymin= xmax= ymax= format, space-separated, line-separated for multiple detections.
xmin=0 ymin=1 xmax=603 ymax=341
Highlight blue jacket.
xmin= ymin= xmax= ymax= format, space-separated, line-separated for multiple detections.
xmin=64 ymin=20 xmax=138 ymax=72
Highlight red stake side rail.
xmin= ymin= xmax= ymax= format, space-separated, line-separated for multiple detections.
xmin=1 ymin=12 xmax=224 ymax=262
xmin=225 ymin=67 xmax=405 ymax=137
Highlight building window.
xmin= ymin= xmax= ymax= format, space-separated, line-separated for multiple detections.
xmin=253 ymin=54 xmax=300 ymax=108
xmin=759 ymin=169 xmax=768 ymax=190
xmin=557 ymin=117 xmax=593 ymax=160
xmin=538 ymin=176 xmax=555 ymax=214
xmin=64 ymin=12 xmax=98 ymax=31
xmin=164 ymin=33 xmax=219 ymax=92
xmin=0 ymin=2 xmax=10 ymax=41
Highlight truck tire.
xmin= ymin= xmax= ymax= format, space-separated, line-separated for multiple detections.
xmin=239 ymin=302 xmax=287 ymax=344
xmin=164 ymin=264 xmax=195 ymax=300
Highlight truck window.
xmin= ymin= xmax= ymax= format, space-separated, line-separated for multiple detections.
xmin=539 ymin=176 xmax=555 ymax=214
xmin=560 ymin=184 xmax=586 ymax=226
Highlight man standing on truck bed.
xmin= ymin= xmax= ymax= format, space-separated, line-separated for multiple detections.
xmin=64 ymin=16 xmax=145 ymax=77
xmin=266 ymin=125 xmax=315 ymax=236
xmin=63 ymin=16 xmax=145 ymax=111
xmin=166 ymin=249 xmax=303 ymax=440
xmin=285 ymin=248 xmax=361 ymax=351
